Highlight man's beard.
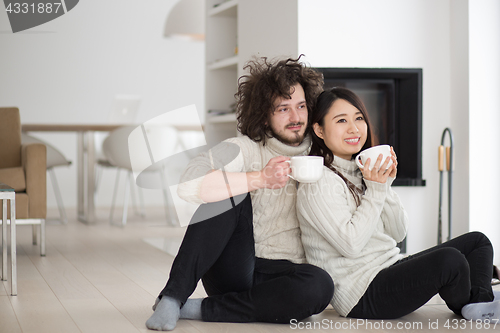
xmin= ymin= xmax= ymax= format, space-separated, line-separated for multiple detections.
xmin=271 ymin=122 xmax=306 ymax=146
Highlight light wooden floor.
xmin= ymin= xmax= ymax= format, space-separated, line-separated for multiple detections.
xmin=1 ymin=207 xmax=499 ymax=333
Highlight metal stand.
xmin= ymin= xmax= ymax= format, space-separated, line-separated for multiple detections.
xmin=438 ymin=128 xmax=454 ymax=244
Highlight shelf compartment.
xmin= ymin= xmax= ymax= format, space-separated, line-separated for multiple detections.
xmin=207 ymin=55 xmax=238 ymax=70
xmin=206 ymin=113 xmax=237 ymax=123
xmin=209 ymin=0 xmax=237 ymax=17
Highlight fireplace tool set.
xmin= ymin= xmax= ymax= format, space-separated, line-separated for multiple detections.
xmin=437 ymin=129 xmax=500 ymax=285
xmin=437 ymin=127 xmax=454 ymax=245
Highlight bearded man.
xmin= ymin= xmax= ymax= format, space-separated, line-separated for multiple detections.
xmin=146 ymin=56 xmax=334 ymax=331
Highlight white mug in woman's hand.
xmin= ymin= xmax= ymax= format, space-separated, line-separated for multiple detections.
xmin=286 ymin=156 xmax=324 ymax=183
xmin=355 ymin=145 xmax=393 ymax=171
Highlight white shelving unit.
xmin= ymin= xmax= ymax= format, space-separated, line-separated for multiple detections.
xmin=204 ymin=0 xmax=299 ymax=147
xmin=205 ymin=0 xmax=239 ymax=146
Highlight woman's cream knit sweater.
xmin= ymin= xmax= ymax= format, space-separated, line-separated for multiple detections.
xmin=297 ymin=156 xmax=409 ymax=316
xmin=177 ymin=135 xmax=311 ymax=264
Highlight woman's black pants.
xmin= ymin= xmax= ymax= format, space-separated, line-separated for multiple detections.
xmin=348 ymin=231 xmax=494 ymax=319
xmin=158 ymin=193 xmax=334 ymax=323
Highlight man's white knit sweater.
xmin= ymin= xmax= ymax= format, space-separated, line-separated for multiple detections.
xmin=177 ymin=135 xmax=312 ymax=264
xmin=296 ymin=156 xmax=409 ymax=316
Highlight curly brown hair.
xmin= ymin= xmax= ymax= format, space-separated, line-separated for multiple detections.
xmin=235 ymin=55 xmax=324 ymax=144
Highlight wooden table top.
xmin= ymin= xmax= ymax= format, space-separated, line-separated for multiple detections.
xmin=22 ymin=124 xmax=203 ymax=132
xmin=22 ymin=124 xmax=122 ymax=132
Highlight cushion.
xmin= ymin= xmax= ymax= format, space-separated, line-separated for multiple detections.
xmin=0 ymin=167 xmax=26 ymax=191
xmin=0 ymin=107 xmax=22 ymax=168
xmin=0 ymin=192 xmax=29 ymax=219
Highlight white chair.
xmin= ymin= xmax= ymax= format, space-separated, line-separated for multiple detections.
xmin=102 ymin=125 xmax=180 ymax=226
xmin=21 ymin=133 xmax=71 ymax=224
xmin=94 ymin=95 xmax=141 ymax=166
xmin=95 ymin=95 xmax=144 ymax=215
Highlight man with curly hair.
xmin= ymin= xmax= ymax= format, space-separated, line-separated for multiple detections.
xmin=146 ymin=56 xmax=334 ymax=331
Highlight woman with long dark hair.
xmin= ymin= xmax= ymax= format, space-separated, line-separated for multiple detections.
xmin=146 ymin=57 xmax=333 ymax=331
xmin=297 ymin=87 xmax=498 ymax=320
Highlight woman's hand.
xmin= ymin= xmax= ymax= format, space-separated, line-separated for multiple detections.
xmin=360 ymin=153 xmax=397 ymax=184
xmin=388 ymin=146 xmax=398 ymax=178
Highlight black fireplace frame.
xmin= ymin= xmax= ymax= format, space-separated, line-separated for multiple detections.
xmin=315 ymin=67 xmax=425 ymax=187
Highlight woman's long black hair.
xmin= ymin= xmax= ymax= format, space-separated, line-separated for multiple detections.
xmin=309 ymin=87 xmax=377 ymax=206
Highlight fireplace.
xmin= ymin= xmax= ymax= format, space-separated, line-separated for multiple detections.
xmin=315 ymin=68 xmax=425 ymax=187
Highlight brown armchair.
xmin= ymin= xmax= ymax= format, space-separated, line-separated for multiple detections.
xmin=0 ymin=107 xmax=46 ymax=256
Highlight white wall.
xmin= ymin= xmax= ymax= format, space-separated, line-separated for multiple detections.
xmin=298 ymin=0 xmax=459 ymax=255
xmin=449 ymin=0 xmax=470 ymax=239
xmin=2 ymin=0 xmax=499 ymax=258
xmin=469 ymin=0 xmax=500 ymax=256
xmin=238 ymin=0 xmax=298 ymax=70
xmin=0 ymin=0 xmax=205 ymax=211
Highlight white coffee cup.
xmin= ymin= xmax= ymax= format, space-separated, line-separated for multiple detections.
xmin=287 ymin=156 xmax=324 ymax=183
xmin=355 ymin=145 xmax=393 ymax=171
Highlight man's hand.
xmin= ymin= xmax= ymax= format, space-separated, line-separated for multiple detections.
xmin=200 ymin=156 xmax=293 ymax=202
xmin=255 ymin=156 xmax=291 ymax=190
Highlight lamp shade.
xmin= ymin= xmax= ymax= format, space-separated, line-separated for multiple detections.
xmin=164 ymin=0 xmax=205 ymax=41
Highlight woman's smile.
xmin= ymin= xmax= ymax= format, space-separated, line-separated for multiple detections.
xmin=344 ymin=137 xmax=361 ymax=145
xmin=313 ymin=99 xmax=368 ymax=160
